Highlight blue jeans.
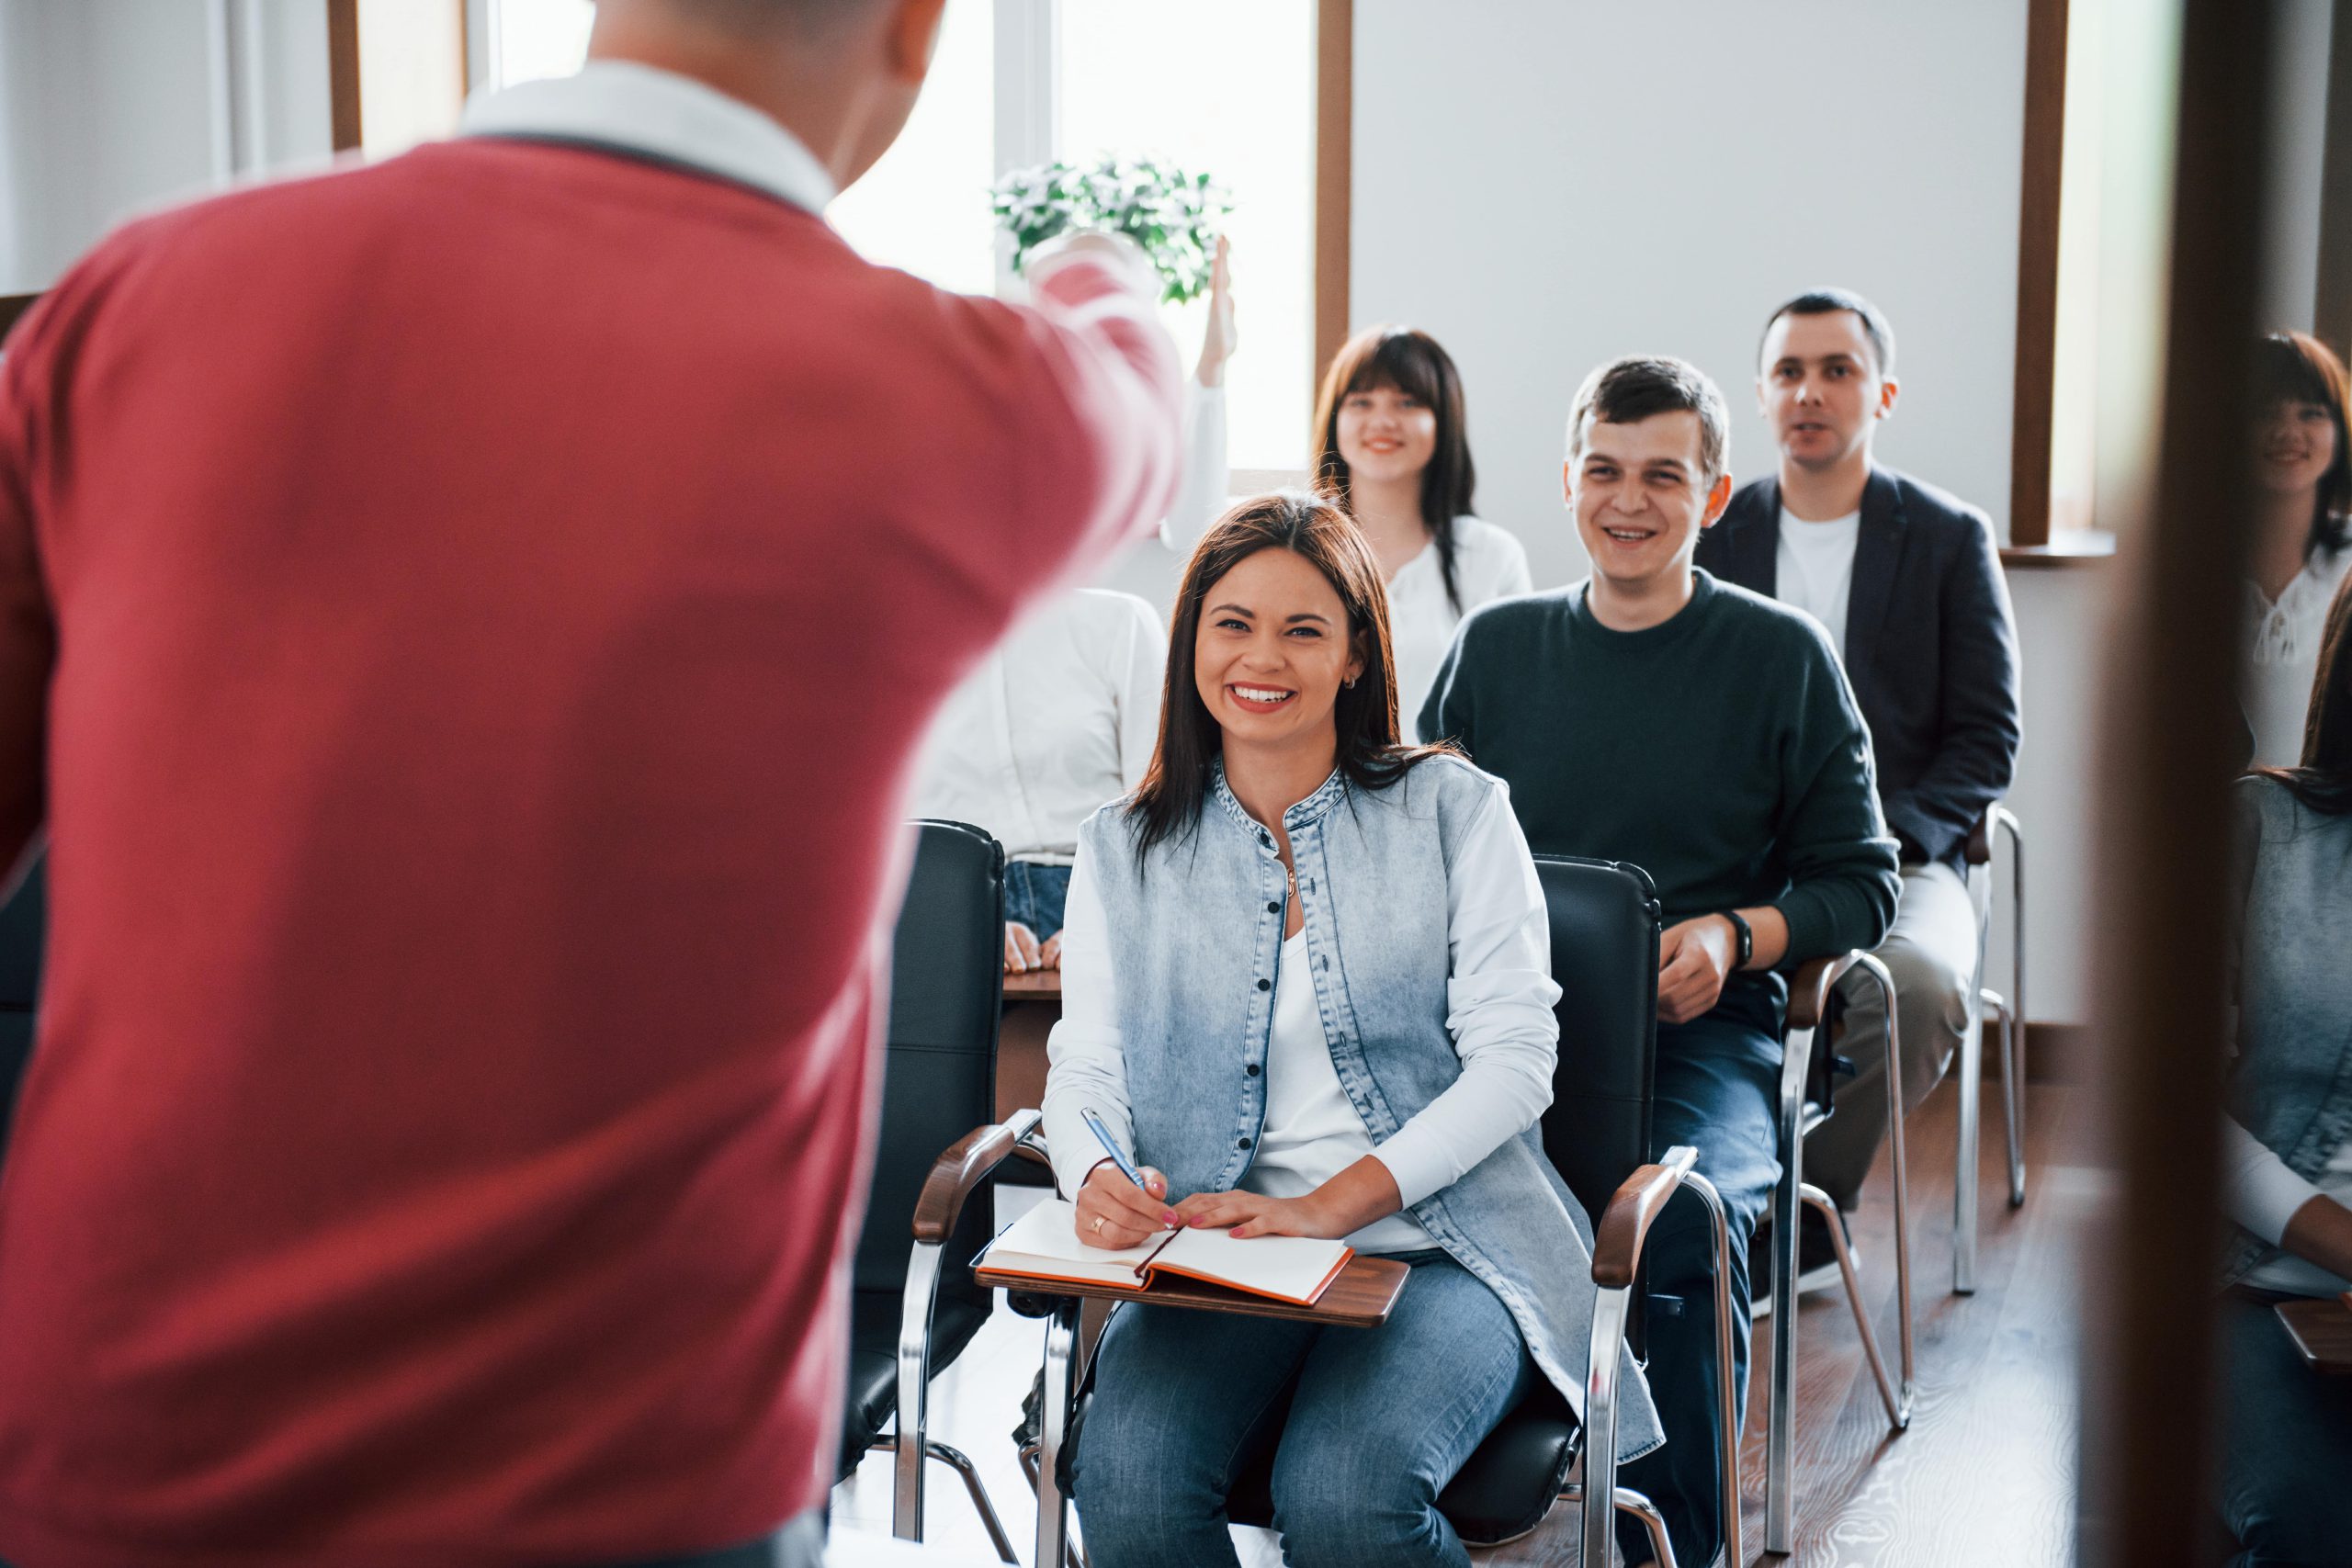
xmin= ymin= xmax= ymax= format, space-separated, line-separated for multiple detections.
xmin=1617 ymin=977 xmax=1784 ymax=1568
xmin=1005 ymin=860 xmax=1073 ymax=942
xmin=2219 ymin=1290 xmax=2352 ymax=1564
xmin=1071 ymin=1251 xmax=1534 ymax=1568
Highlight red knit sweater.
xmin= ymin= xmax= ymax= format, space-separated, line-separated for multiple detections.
xmin=0 ymin=138 xmax=1176 ymax=1568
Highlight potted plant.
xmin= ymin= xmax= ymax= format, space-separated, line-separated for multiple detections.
xmin=991 ymin=154 xmax=1231 ymax=305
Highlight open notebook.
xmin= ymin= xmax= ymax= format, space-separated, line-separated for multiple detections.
xmin=977 ymin=1198 xmax=1353 ymax=1307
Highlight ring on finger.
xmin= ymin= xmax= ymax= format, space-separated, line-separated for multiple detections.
xmin=1090 ymin=1214 xmax=1105 ymax=1234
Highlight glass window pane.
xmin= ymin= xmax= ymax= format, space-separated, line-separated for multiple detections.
xmin=1057 ymin=0 xmax=1315 ymax=471
xmin=482 ymin=0 xmax=994 ymax=295
xmin=493 ymin=0 xmax=595 ymax=89
xmin=827 ymin=0 xmax=998 ymax=295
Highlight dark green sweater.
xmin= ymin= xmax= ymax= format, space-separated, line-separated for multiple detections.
xmin=1420 ymin=570 xmax=1900 ymax=964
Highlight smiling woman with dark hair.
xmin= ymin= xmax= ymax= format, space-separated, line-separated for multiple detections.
xmin=1038 ymin=491 xmax=1657 ymax=1567
xmin=2243 ymin=331 xmax=2352 ymax=765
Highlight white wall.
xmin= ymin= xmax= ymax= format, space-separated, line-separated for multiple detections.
xmin=1351 ymin=0 xmax=2030 ymax=581
xmin=2263 ymin=0 xmax=2333 ymax=333
xmin=0 ymin=0 xmax=332 ymax=295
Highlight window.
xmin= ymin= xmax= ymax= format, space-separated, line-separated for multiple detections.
xmin=478 ymin=0 xmax=1325 ymax=471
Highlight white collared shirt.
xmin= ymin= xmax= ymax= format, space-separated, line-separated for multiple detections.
xmin=459 ymin=60 xmax=837 ymax=213
xmin=2243 ymin=543 xmax=2352 ymax=766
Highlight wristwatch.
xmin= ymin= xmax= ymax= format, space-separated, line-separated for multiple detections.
xmin=1720 ymin=909 xmax=1754 ymax=970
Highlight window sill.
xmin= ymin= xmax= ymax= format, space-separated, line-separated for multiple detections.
xmin=2000 ymin=530 xmax=2117 ymax=568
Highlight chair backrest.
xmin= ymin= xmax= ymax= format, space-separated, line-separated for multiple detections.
xmin=852 ymin=821 xmax=1005 ymax=1311
xmin=0 ymin=850 xmax=44 ymax=1166
xmin=1532 ymin=855 xmax=1661 ymax=1230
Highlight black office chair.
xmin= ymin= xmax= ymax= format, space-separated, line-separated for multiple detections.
xmin=838 ymin=819 xmax=1020 ymax=1562
xmin=0 ymin=848 xmax=44 ymax=1168
xmin=911 ymin=855 xmax=1739 ymax=1568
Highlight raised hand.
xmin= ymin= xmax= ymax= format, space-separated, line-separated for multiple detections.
xmin=1196 ymin=235 xmax=1237 ymax=387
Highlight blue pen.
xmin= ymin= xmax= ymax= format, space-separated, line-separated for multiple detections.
xmin=1081 ymin=1108 xmax=1154 ymax=1196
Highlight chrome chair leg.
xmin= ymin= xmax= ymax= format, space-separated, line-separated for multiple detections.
xmin=1580 ymin=1282 xmax=1635 ymax=1568
xmin=893 ymin=1240 xmax=944 ymax=1540
xmin=1035 ymin=1300 xmax=1079 ymax=1568
xmin=1985 ymin=989 xmax=2027 ymax=1208
xmin=1852 ymin=953 xmax=1917 ymax=1427
xmin=1766 ymin=1021 xmax=1808 ymax=1556
xmin=1612 ymin=1485 xmax=1679 ymax=1568
xmin=1993 ymin=806 xmax=2029 ymax=1207
xmin=1683 ymin=1172 xmax=1742 ymax=1568
xmin=870 ymin=1436 xmax=1019 ymax=1564
xmin=1953 ymin=978 xmax=1982 ymax=1296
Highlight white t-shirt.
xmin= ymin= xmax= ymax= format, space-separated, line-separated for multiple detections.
xmin=1774 ymin=506 xmax=1862 ymax=662
xmin=1248 ymin=931 xmax=1435 ymax=1253
xmin=2242 ymin=542 xmax=2352 ymax=767
xmin=910 ymin=590 xmax=1164 ymax=863
xmin=1392 ymin=515 xmax=1533 ymax=741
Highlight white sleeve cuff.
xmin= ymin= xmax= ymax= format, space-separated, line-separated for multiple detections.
xmin=2222 ymin=1115 xmax=2324 ymax=1246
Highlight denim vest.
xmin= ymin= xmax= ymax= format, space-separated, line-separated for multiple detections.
xmin=1078 ymin=754 xmax=1664 ymax=1460
xmin=2223 ymin=778 xmax=2352 ymax=1287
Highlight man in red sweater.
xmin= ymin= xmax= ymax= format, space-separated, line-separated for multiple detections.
xmin=0 ymin=2 xmax=1181 ymax=1564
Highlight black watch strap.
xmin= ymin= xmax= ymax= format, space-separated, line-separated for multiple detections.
xmin=1721 ymin=908 xmax=1754 ymax=970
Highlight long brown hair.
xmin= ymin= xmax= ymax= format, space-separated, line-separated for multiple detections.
xmin=2254 ymin=568 xmax=2352 ymax=815
xmin=1310 ymin=326 xmax=1478 ymax=615
xmin=1126 ymin=491 xmax=1448 ymax=862
xmin=2254 ymin=331 xmax=2352 ymax=559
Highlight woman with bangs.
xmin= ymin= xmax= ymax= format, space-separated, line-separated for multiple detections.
xmin=1311 ymin=326 xmax=1533 ymax=739
xmin=1040 ymin=491 xmax=1656 ymax=1567
xmin=2243 ymin=330 xmax=2352 ymax=765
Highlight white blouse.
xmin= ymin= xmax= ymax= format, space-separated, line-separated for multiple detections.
xmin=909 ymin=589 xmax=1163 ymax=863
xmin=1042 ymin=775 xmax=1559 ymax=1244
xmin=2242 ymin=543 xmax=2352 ymax=767
xmin=1392 ymin=516 xmax=1534 ymax=741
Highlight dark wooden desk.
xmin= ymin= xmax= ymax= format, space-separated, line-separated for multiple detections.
xmin=1001 ymin=971 xmax=1062 ymax=1000
xmin=975 ymin=1250 xmax=1411 ymax=1328
xmin=989 ymin=1250 xmax=1412 ymax=1563
xmin=2275 ymin=1296 xmax=2352 ymax=1374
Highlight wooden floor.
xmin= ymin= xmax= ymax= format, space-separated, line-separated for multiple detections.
xmin=834 ymin=1077 xmax=2086 ymax=1568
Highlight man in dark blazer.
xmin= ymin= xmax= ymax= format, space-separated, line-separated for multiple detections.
xmin=1696 ymin=288 xmax=2021 ymax=1247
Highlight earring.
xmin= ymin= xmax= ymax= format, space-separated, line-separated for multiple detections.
xmin=1344 ymin=676 xmax=1358 ymax=689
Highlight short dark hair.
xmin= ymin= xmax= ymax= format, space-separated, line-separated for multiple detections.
xmin=1566 ymin=355 xmax=1730 ymax=485
xmin=1758 ymin=288 xmax=1898 ymax=378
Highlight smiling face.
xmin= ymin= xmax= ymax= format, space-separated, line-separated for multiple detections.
xmin=1566 ymin=410 xmax=1733 ymax=598
xmin=2257 ymin=397 xmax=2341 ymax=497
xmin=1758 ymin=309 xmax=1897 ymax=473
xmin=1334 ymin=382 xmax=1440 ymax=487
xmin=1193 ymin=546 xmax=1365 ymax=757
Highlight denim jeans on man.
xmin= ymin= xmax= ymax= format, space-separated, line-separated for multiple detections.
xmin=1073 ymin=1251 xmax=1533 ymax=1567
xmin=1003 ymin=859 xmax=1073 ymax=942
xmin=1616 ymin=977 xmax=1785 ymax=1568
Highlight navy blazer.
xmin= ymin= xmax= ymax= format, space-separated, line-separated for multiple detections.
xmin=1695 ymin=467 xmax=2021 ymax=868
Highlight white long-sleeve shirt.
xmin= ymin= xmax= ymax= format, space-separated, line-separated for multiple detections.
xmin=1042 ymin=778 xmax=1558 ymax=1247
xmin=909 ymin=590 xmax=1164 ymax=863
xmin=2242 ymin=543 xmax=2352 ymax=766
xmin=2222 ymin=1114 xmax=2352 ymax=1296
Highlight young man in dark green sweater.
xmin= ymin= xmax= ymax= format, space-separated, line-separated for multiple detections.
xmin=1420 ymin=355 xmax=1899 ymax=1568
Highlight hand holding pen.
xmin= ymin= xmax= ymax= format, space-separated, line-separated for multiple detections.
xmin=1074 ymin=1108 xmax=1182 ymax=1250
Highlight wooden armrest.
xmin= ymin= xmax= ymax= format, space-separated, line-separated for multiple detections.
xmin=1787 ymin=954 xmax=1854 ymax=1032
xmin=1964 ymin=810 xmax=1994 ymax=866
xmin=911 ymin=1108 xmax=1043 ymax=1245
xmin=1592 ymin=1145 xmax=1699 ymax=1288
